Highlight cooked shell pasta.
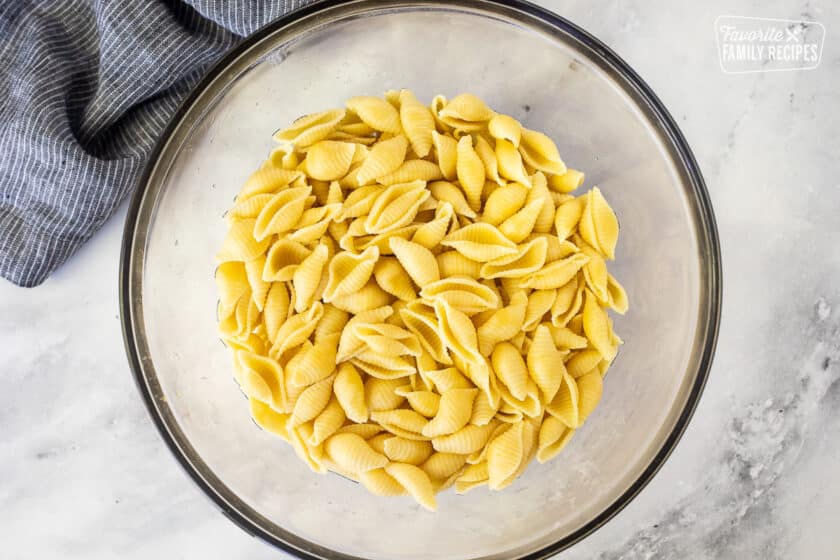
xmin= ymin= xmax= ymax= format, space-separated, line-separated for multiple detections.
xmin=217 ymin=91 xmax=625 ymax=510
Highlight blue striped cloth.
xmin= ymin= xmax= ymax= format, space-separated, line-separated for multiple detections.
xmin=0 ymin=1 xmax=312 ymax=287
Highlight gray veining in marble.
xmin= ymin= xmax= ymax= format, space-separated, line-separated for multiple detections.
xmin=1 ymin=0 xmax=839 ymax=558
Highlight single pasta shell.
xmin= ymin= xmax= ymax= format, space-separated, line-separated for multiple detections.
xmin=499 ymin=198 xmax=543 ymax=244
xmin=384 ymin=437 xmax=433 ymax=465
xmin=400 ymin=304 xmax=451 ymax=365
xmin=491 ymin=342 xmax=530 ymax=401
xmin=215 ymin=261 xmax=249 ymax=310
xmin=289 ymin=374 xmax=335 ymax=427
xmin=288 ymin=204 xmax=342 ymax=244
xmin=365 ymin=180 xmax=430 ymax=234
xmin=548 ymin=168 xmax=584 ymax=193
xmin=216 ymin=218 xmax=272 ymax=262
xmin=370 ymin=409 xmax=429 ymax=435
xmin=313 ymin=304 xmax=350 ymax=344
xmin=441 ymin=222 xmax=517 ymax=262
xmin=355 ymin=135 xmax=408 ymax=185
xmin=324 ymin=433 xmax=389 ymax=473
xmin=337 ymin=423 xmax=384 ymax=439
xmin=469 ymin=390 xmax=498 ymax=426
xmin=423 ymin=367 xmax=472 ymax=392
xmin=486 ymin=421 xmax=525 ymax=490
xmin=253 ymin=186 xmax=312 ymax=241
xmin=439 ymin=93 xmax=495 ymax=122
xmin=304 ymin=141 xmax=357 ymax=181
xmin=274 ymin=108 xmax=345 ymax=147
xmin=399 ymin=389 xmax=441 ymax=418
xmin=495 ymin=139 xmax=531 ymax=186
xmin=367 ymin=433 xmax=391 ymax=455
xmin=250 ymin=397 xmax=291 ymax=441
xmin=519 ymin=128 xmax=567 ymax=175
xmin=522 ymin=289 xmax=556 ymax=332
xmin=576 ymin=371 xmax=603 ymax=423
xmin=434 ymin=299 xmax=484 ymax=365
xmin=432 ymin=131 xmax=458 ymax=181
xmin=384 ymin=463 xmax=437 ymax=511
xmin=578 ymin=186 xmax=620 ymax=260
xmin=428 ymin=180 xmax=476 ymax=218
xmin=606 ymin=273 xmax=629 ymax=314
xmin=546 ymin=373 xmax=580 ymax=428
xmin=420 ymin=276 xmax=500 ymax=315
xmin=227 ymin=193 xmax=273 ymax=221
xmin=355 ymin=225 xmax=420 ymax=256
xmin=292 ymin=243 xmax=330 ymax=313
xmin=310 ymin=397 xmax=346 ymax=446
xmin=360 ymin=468 xmax=406 ymax=496
xmin=456 ymin=135 xmax=486 ymax=211
xmin=520 ymin=253 xmax=589 ymax=290
xmin=527 ymin=325 xmax=564 ymax=402
xmin=436 ymin=250 xmax=483 ymax=279
xmin=323 ymin=245 xmax=379 ymax=301
xmin=482 ymin=182 xmax=529 ymax=226
xmin=412 ymin=202 xmax=454 ymax=249
xmin=548 ymin=324 xmax=589 ymax=350
xmin=537 ymin=415 xmax=575 ymax=463
xmin=365 ymin=377 xmax=407 ymax=412
xmin=346 ymin=96 xmax=402 ymax=133
xmin=374 ymin=257 xmax=418 ymax=301
xmin=399 ymin=90 xmax=435 ymax=157
xmin=236 ymin=351 xmax=286 ymax=411
xmin=554 ymin=196 xmax=585 ymax=241
xmin=565 ymin=348 xmax=603 ymax=378
xmin=389 ymin=237 xmax=440 ymax=287
xmin=262 ymin=282 xmax=290 ymax=342
xmin=341 ymin=184 xmax=384 ymax=218
xmin=480 ymin=236 xmax=547 ymax=279
xmin=238 ymin=166 xmax=303 ymax=200
xmin=488 ymin=114 xmax=522 ymax=147
xmin=333 ymin=362 xmax=368 ymax=423
xmin=421 ymin=452 xmax=468 ymax=481
xmin=329 ymin=281 xmax=394 ymax=314
xmin=377 ymin=159 xmax=442 ymax=185
xmin=287 ymin=336 xmax=338 ymax=387
xmin=455 ymin=461 xmax=490 ymax=494
xmin=422 ymin=388 xmax=479 ymax=437
xmin=582 ymin=289 xmax=617 ymax=361
xmin=477 ymin=291 xmax=528 ymax=356
xmin=269 ymin=302 xmax=323 ymax=358
xmin=474 ymin=135 xmax=503 ymax=185
xmin=528 ymin=172 xmax=556 ymax=233
xmin=432 ymin=423 xmax=497 ymax=454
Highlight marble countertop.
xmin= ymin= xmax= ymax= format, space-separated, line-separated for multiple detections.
xmin=2 ymin=1 xmax=838 ymax=558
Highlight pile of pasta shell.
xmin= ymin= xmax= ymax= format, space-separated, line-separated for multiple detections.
xmin=216 ymin=90 xmax=627 ymax=511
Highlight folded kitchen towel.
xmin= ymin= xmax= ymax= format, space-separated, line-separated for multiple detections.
xmin=0 ymin=0 xmax=312 ymax=287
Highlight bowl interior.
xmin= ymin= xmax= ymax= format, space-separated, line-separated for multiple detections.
xmin=127 ymin=2 xmax=716 ymax=559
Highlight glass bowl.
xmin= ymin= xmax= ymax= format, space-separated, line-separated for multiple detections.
xmin=120 ymin=1 xmax=721 ymax=558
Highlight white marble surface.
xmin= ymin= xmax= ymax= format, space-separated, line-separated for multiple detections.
xmin=1 ymin=1 xmax=839 ymax=558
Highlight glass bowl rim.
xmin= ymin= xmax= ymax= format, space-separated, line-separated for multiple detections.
xmin=119 ymin=0 xmax=722 ymax=558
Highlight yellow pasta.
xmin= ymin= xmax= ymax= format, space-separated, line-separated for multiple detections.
xmin=441 ymin=222 xmax=517 ymax=262
xmin=323 ymin=245 xmax=379 ymax=302
xmin=217 ymin=91 xmax=625 ymax=510
xmin=324 ymin=432 xmax=388 ymax=473
xmin=355 ymin=134 xmax=408 ymax=185
xmin=419 ymin=276 xmax=500 ymax=315
xmin=456 ymin=135 xmax=486 ymax=211
xmin=389 ymin=237 xmax=440 ymax=288
xmin=346 ymin=96 xmax=402 ymax=134
xmin=399 ymin=89 xmax=435 ymax=157
xmin=365 ymin=180 xmax=430 ymax=234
